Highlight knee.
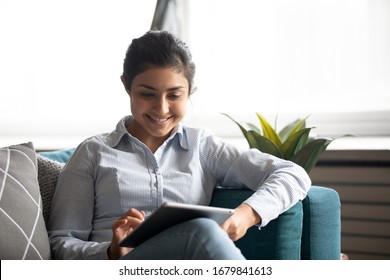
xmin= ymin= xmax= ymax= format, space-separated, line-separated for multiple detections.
xmin=184 ymin=218 xmax=244 ymax=260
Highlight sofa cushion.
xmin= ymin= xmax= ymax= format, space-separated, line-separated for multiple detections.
xmin=301 ymin=186 xmax=341 ymax=260
xmin=0 ymin=142 xmax=51 ymax=259
xmin=37 ymin=154 xmax=64 ymax=224
xmin=39 ymin=148 xmax=75 ymax=163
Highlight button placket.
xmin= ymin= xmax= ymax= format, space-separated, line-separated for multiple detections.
xmin=154 ymin=168 xmax=164 ymax=206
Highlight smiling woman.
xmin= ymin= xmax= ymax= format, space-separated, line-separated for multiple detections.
xmin=44 ymin=30 xmax=312 ymax=260
xmin=125 ymin=68 xmax=189 ymax=153
xmin=120 ymin=30 xmax=195 ymax=153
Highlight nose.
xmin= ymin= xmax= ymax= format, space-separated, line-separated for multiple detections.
xmin=154 ymin=96 xmax=169 ymax=115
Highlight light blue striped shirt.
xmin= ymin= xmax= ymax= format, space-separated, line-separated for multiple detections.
xmin=48 ymin=115 xmax=311 ymax=259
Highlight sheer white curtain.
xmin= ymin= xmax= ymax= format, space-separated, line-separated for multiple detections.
xmin=184 ymin=0 xmax=390 ymax=137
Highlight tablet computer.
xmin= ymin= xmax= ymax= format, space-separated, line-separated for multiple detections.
xmin=119 ymin=202 xmax=235 ymax=248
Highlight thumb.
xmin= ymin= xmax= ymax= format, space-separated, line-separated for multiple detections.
xmin=220 ymin=219 xmax=230 ymax=232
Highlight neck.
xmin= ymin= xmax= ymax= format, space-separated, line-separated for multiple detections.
xmin=126 ymin=121 xmax=168 ymax=154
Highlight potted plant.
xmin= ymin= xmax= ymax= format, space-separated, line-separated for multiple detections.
xmin=223 ymin=113 xmax=334 ymax=173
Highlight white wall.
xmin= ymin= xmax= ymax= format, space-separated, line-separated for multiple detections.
xmin=1 ymin=0 xmax=389 ymax=150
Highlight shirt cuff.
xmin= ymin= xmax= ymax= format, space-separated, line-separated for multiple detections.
xmin=243 ymin=196 xmax=282 ymax=228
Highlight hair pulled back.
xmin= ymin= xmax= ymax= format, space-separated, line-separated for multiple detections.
xmin=123 ymin=30 xmax=196 ymax=94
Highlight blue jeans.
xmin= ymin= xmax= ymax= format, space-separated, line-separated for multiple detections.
xmin=121 ymin=218 xmax=245 ymax=260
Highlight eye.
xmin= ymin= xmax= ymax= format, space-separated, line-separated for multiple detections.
xmin=168 ymin=90 xmax=186 ymax=100
xmin=140 ymin=92 xmax=155 ymax=98
xmin=169 ymin=94 xmax=182 ymax=100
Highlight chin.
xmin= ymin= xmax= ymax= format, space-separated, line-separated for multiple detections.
xmin=151 ymin=129 xmax=174 ymax=138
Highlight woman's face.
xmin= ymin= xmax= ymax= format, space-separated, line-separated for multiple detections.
xmin=125 ymin=67 xmax=189 ymax=143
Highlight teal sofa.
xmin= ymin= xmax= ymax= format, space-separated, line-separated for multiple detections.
xmin=211 ymin=187 xmax=341 ymax=260
xmin=40 ymin=148 xmax=341 ymax=260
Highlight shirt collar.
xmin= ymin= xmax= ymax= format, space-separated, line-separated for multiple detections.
xmin=169 ymin=122 xmax=189 ymax=150
xmin=106 ymin=115 xmax=189 ymax=150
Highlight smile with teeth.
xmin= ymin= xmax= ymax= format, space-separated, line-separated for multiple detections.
xmin=148 ymin=115 xmax=173 ymax=123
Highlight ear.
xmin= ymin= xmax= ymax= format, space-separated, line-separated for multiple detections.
xmin=121 ymin=75 xmax=131 ymax=96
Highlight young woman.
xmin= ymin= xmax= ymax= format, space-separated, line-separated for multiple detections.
xmin=48 ymin=31 xmax=311 ymax=260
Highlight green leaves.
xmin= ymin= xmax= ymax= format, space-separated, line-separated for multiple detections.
xmin=256 ymin=113 xmax=283 ymax=147
xmin=247 ymin=130 xmax=283 ymax=158
xmin=281 ymin=127 xmax=311 ymax=160
xmin=291 ymin=138 xmax=332 ymax=173
xmin=224 ymin=113 xmax=334 ymax=173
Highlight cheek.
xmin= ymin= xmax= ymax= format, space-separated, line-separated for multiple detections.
xmin=174 ymin=102 xmax=187 ymax=116
xmin=130 ymin=98 xmax=147 ymax=113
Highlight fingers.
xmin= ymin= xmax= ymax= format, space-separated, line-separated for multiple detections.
xmin=221 ymin=219 xmax=236 ymax=240
xmin=112 ymin=208 xmax=145 ymax=233
xmin=221 ymin=204 xmax=261 ymax=241
xmin=221 ymin=215 xmax=247 ymax=241
xmin=121 ymin=208 xmax=145 ymax=226
xmin=122 ymin=208 xmax=145 ymax=221
xmin=110 ymin=208 xmax=146 ymax=260
xmin=220 ymin=219 xmax=229 ymax=232
xmin=222 ymin=224 xmax=241 ymax=241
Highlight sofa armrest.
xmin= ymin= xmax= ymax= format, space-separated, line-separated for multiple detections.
xmin=301 ymin=186 xmax=341 ymax=260
xmin=210 ymin=188 xmax=303 ymax=259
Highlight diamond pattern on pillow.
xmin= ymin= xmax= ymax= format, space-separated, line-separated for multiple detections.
xmin=0 ymin=142 xmax=51 ymax=260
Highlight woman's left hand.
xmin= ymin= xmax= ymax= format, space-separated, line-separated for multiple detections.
xmin=220 ymin=203 xmax=261 ymax=241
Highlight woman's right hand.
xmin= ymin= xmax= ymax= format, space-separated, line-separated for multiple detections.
xmin=108 ymin=208 xmax=145 ymax=260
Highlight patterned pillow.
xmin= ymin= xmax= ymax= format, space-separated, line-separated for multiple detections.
xmin=0 ymin=142 xmax=51 ymax=260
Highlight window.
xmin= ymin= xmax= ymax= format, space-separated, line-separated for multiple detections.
xmin=185 ymin=0 xmax=390 ymax=138
xmin=1 ymin=0 xmax=389 ymax=150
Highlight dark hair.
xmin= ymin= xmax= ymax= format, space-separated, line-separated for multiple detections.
xmin=123 ymin=30 xmax=196 ymax=94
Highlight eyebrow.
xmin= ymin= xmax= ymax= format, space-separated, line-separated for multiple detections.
xmin=137 ymin=84 xmax=186 ymax=92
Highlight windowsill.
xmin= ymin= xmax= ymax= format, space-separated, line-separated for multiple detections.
xmin=225 ymin=136 xmax=390 ymax=151
xmin=1 ymin=135 xmax=389 ymax=152
xmin=324 ymin=136 xmax=390 ymax=150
